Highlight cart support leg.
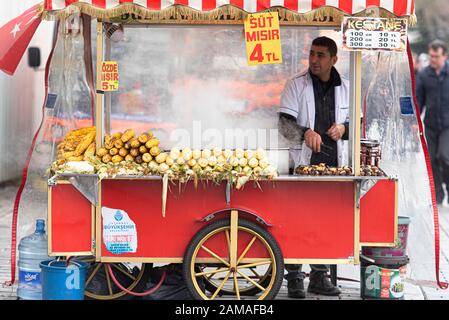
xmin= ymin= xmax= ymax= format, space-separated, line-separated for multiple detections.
xmin=330 ymin=265 xmax=337 ymax=287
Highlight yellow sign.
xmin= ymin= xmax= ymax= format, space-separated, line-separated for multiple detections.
xmin=99 ymin=61 xmax=119 ymax=91
xmin=244 ymin=12 xmax=282 ymax=66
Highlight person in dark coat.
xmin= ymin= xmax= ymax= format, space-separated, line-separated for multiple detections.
xmin=416 ymin=40 xmax=449 ymax=205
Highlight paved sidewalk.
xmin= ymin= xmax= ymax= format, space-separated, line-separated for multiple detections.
xmin=1 ymin=181 xmax=448 ymax=300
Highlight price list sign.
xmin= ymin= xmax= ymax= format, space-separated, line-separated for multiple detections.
xmin=342 ymin=17 xmax=408 ymax=52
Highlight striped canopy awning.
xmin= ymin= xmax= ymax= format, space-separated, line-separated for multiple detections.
xmin=43 ymin=0 xmax=415 ymax=16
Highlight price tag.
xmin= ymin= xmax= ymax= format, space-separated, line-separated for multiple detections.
xmin=244 ymin=12 xmax=282 ymax=66
xmin=45 ymin=93 xmax=58 ymax=109
xmin=99 ymin=61 xmax=119 ymax=91
xmin=342 ymin=17 xmax=408 ymax=52
xmin=400 ymin=96 xmax=414 ymax=115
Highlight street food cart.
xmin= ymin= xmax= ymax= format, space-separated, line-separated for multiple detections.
xmin=6 ymin=0 xmax=448 ymax=300
xmin=40 ymin=0 xmax=417 ymax=300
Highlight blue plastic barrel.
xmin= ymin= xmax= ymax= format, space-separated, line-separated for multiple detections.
xmin=40 ymin=260 xmax=88 ymax=300
xmin=17 ymin=219 xmax=50 ymax=300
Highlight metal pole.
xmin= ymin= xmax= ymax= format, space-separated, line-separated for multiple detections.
xmin=95 ymin=21 xmax=104 ymax=153
xmin=349 ymin=50 xmax=362 ymax=265
xmin=349 ymin=51 xmax=362 ymax=175
xmin=95 ymin=21 xmax=104 ymax=262
xmin=104 ymin=35 xmax=112 ymax=135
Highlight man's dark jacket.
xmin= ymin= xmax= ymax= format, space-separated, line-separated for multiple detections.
xmin=416 ymin=61 xmax=449 ymax=132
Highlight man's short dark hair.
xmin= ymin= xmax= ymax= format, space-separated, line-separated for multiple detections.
xmin=429 ymin=39 xmax=448 ymax=55
xmin=312 ymin=36 xmax=338 ymax=57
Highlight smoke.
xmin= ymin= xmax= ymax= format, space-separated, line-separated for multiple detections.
xmin=107 ymin=26 xmax=349 ymax=151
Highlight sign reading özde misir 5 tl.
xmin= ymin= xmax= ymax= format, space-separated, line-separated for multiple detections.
xmin=99 ymin=61 xmax=119 ymax=91
xmin=244 ymin=12 xmax=282 ymax=66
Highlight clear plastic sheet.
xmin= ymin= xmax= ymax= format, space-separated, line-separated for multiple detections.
xmin=363 ymin=50 xmax=448 ymax=283
xmin=102 ymin=26 xmax=349 ymax=150
xmin=17 ymin=14 xmax=93 ymax=241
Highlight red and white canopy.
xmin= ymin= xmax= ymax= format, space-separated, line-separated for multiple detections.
xmin=44 ymin=0 xmax=415 ymax=16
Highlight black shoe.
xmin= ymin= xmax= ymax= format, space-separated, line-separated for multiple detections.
xmin=308 ymin=272 xmax=341 ymax=296
xmin=287 ymin=278 xmax=306 ymax=299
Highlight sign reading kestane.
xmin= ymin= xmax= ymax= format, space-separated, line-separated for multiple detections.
xmin=342 ymin=17 xmax=408 ymax=52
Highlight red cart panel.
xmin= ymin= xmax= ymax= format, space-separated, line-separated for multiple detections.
xmin=49 ymin=183 xmax=93 ymax=255
xmin=360 ymin=180 xmax=397 ymax=245
xmin=100 ymin=180 xmax=356 ymax=261
xmin=231 ymin=181 xmax=356 ymax=260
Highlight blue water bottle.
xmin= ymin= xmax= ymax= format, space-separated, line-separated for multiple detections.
xmin=17 ymin=219 xmax=50 ymax=300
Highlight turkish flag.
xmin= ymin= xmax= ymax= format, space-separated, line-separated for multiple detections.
xmin=0 ymin=4 xmax=42 ymax=75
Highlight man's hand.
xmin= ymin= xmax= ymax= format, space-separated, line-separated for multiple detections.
xmin=304 ymin=129 xmax=322 ymax=153
xmin=327 ymin=123 xmax=345 ymax=141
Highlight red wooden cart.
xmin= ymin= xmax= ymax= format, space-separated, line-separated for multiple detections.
xmin=42 ymin=0 xmax=414 ymax=300
xmin=49 ymin=175 xmax=397 ymax=299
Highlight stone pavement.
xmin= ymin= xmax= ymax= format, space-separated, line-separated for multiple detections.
xmin=0 ymin=180 xmax=448 ymax=300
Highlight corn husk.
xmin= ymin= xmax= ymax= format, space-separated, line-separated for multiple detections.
xmin=258 ymin=159 xmax=268 ymax=169
xmin=148 ymin=161 xmax=159 ymax=172
xmin=239 ymin=158 xmax=248 ymax=167
xmin=244 ymin=150 xmax=254 ymax=159
xmin=217 ymin=155 xmax=226 ymax=165
xmin=198 ymin=158 xmax=208 ymax=168
xmin=146 ymin=138 xmax=160 ymax=149
xmin=256 ymin=148 xmax=266 ymax=160
xmin=150 ymin=146 xmax=161 ymax=156
xmin=192 ymin=149 xmax=202 ymax=160
xmin=155 ymin=152 xmax=168 ymax=164
xmin=182 ymin=149 xmax=193 ymax=161
xmin=176 ymin=156 xmax=186 ymax=165
xmin=201 ymin=149 xmax=211 ymax=159
xmin=158 ymin=163 xmax=169 ymax=173
xmin=170 ymin=148 xmax=181 ymax=159
xmin=188 ymin=159 xmax=197 ymax=167
xmin=208 ymin=156 xmax=217 ymax=167
xmin=142 ymin=153 xmax=152 ymax=163
xmin=235 ymin=148 xmax=244 ymax=159
xmin=253 ymin=166 xmax=262 ymax=176
xmin=165 ymin=156 xmax=174 ymax=166
xmin=223 ymin=149 xmax=233 ymax=159
xmin=243 ymin=166 xmax=252 ymax=174
xmin=248 ymin=158 xmax=259 ymax=168
xmin=112 ymin=155 xmax=124 ymax=163
xmin=212 ymin=147 xmax=222 ymax=157
xmin=229 ymin=156 xmax=239 ymax=167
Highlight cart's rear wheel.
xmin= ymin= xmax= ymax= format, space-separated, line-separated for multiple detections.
xmin=183 ymin=215 xmax=283 ymax=300
xmin=78 ymin=257 xmax=149 ymax=300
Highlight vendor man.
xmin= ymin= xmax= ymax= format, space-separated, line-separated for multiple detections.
xmin=278 ymin=36 xmax=350 ymax=298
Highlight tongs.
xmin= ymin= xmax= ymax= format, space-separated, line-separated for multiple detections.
xmin=319 ymin=143 xmax=333 ymax=157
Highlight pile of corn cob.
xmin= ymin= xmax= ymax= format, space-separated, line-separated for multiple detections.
xmin=53 ymin=127 xmax=278 ymax=189
xmin=95 ymin=146 xmax=278 ymax=189
xmin=55 ymin=127 xmax=96 ymax=166
xmin=95 ymin=128 xmax=160 ymax=164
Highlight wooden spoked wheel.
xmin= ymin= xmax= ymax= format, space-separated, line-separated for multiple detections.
xmin=183 ymin=212 xmax=284 ymax=300
xmin=78 ymin=257 xmax=147 ymax=300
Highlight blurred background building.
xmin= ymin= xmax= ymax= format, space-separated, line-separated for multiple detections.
xmin=0 ymin=1 xmax=53 ymax=183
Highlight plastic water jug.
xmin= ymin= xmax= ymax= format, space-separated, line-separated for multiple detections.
xmin=17 ymin=219 xmax=50 ymax=300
